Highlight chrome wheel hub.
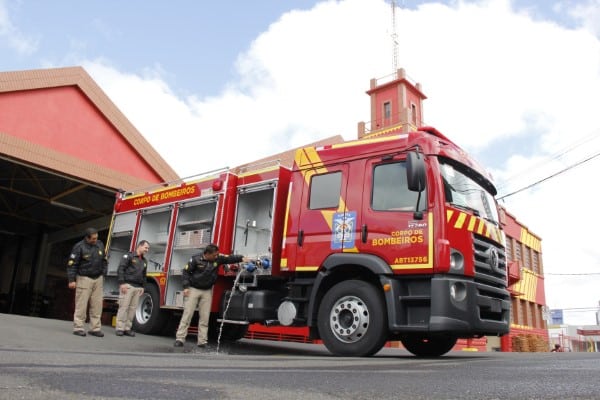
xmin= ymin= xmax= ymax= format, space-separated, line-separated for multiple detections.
xmin=328 ymin=295 xmax=369 ymax=343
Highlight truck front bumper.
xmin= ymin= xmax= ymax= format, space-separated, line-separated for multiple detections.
xmin=383 ymin=274 xmax=510 ymax=336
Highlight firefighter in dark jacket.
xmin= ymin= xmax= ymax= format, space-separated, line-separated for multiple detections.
xmin=67 ymin=227 xmax=108 ymax=337
xmin=115 ymin=240 xmax=150 ymax=337
xmin=174 ymin=243 xmax=251 ymax=348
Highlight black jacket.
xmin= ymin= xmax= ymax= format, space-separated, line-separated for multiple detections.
xmin=117 ymin=251 xmax=148 ymax=287
xmin=182 ymin=253 xmax=244 ymax=290
xmin=66 ymin=239 xmax=108 ymax=282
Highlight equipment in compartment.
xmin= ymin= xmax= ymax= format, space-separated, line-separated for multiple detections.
xmin=175 ymin=228 xmax=211 ymax=248
xmin=174 ymin=291 xmax=184 ymax=307
xmin=156 ymin=232 xmax=169 ymax=244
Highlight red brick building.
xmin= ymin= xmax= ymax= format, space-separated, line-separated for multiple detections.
xmin=500 ymin=207 xmax=548 ymax=351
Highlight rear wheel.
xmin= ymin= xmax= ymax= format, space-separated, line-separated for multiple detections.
xmin=133 ymin=284 xmax=169 ymax=334
xmin=317 ymin=280 xmax=388 ymax=357
xmin=400 ymin=334 xmax=457 ymax=357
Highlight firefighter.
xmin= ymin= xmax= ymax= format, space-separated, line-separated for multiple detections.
xmin=174 ymin=243 xmax=251 ymax=348
xmin=115 ymin=240 xmax=150 ymax=337
xmin=67 ymin=227 xmax=108 ymax=337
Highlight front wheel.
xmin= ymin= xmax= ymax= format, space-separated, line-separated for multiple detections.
xmin=317 ymin=280 xmax=388 ymax=357
xmin=400 ymin=334 xmax=457 ymax=357
xmin=133 ymin=284 xmax=169 ymax=334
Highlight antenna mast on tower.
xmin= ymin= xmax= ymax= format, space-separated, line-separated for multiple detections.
xmin=390 ymin=0 xmax=399 ymax=72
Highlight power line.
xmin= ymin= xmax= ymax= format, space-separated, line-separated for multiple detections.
xmin=545 ymin=272 xmax=600 ymax=276
xmin=498 ymin=150 xmax=600 ymax=200
xmin=496 ymin=129 xmax=600 ymax=192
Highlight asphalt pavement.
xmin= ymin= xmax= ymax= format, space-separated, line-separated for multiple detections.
xmin=0 ymin=313 xmax=176 ymax=354
xmin=3 ymin=313 xmax=600 ymax=400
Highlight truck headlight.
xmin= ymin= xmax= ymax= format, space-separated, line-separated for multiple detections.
xmin=450 ymin=249 xmax=464 ymax=274
xmin=450 ymin=281 xmax=467 ymax=302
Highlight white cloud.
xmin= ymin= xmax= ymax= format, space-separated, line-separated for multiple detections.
xmin=80 ymin=0 xmax=600 ymax=325
xmin=0 ymin=0 xmax=38 ymax=55
xmin=565 ymin=0 xmax=600 ymax=38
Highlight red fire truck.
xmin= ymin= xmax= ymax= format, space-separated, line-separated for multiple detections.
xmin=103 ymin=126 xmax=509 ymax=357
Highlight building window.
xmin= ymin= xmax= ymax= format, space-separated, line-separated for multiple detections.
xmin=532 ymin=251 xmax=539 ymax=274
xmin=523 ymin=245 xmax=531 ymax=270
xmin=411 ymin=103 xmax=417 ymax=125
xmin=505 ymin=238 xmax=513 ymax=262
xmin=539 ymin=305 xmax=547 ymax=329
xmin=514 ymin=242 xmax=521 ymax=262
xmin=384 ymin=101 xmax=391 ymax=120
xmin=536 ymin=304 xmax=544 ymax=329
xmin=309 ymin=171 xmax=342 ymax=210
xmin=521 ymin=299 xmax=528 ymax=326
xmin=511 ymin=298 xmax=519 ymax=325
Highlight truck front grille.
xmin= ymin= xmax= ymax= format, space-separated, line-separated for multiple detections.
xmin=473 ymin=234 xmax=507 ymax=289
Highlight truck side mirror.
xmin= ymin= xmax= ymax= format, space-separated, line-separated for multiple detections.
xmin=406 ymin=151 xmax=426 ymax=192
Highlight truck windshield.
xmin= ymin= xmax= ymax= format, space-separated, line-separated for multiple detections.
xmin=440 ymin=161 xmax=499 ymax=225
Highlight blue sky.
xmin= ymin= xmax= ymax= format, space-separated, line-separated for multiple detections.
xmin=3 ymin=0 xmax=591 ymax=97
xmin=2 ymin=0 xmax=600 ymax=325
xmin=3 ymin=0 xmax=323 ymax=96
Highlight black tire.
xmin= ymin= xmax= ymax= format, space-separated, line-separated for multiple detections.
xmin=317 ymin=280 xmax=388 ymax=357
xmin=400 ymin=334 xmax=457 ymax=357
xmin=133 ymin=284 xmax=169 ymax=334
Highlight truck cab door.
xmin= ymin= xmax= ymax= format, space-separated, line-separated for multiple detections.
xmin=287 ymin=163 xmax=350 ymax=272
xmin=356 ymin=155 xmax=432 ymax=272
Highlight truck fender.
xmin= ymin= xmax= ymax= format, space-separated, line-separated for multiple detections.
xmin=307 ymin=253 xmax=393 ymax=327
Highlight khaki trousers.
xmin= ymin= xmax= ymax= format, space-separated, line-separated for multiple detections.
xmin=116 ymin=285 xmax=144 ymax=332
xmin=175 ymin=287 xmax=212 ymax=345
xmin=73 ymin=275 xmax=104 ymax=332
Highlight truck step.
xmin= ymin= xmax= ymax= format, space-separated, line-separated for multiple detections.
xmin=287 ymin=279 xmax=315 ymax=286
xmin=399 ymin=295 xmax=431 ymax=303
xmin=282 ymin=297 xmax=309 ymax=303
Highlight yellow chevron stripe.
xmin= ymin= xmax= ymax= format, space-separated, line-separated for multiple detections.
xmin=447 ymin=209 xmax=504 ymax=247
xmin=477 ymin=218 xmax=485 ymax=235
xmin=454 ymin=212 xmax=467 ymax=229
xmin=467 ymin=215 xmax=477 ymax=231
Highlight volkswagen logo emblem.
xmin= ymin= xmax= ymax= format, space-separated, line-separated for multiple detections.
xmin=488 ymin=247 xmax=499 ymax=271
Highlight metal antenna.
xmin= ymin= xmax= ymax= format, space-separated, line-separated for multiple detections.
xmin=390 ymin=0 xmax=398 ymax=72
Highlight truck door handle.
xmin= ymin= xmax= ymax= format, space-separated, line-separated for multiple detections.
xmin=298 ymin=230 xmax=304 ymax=247
xmin=361 ymin=224 xmax=368 ymax=243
